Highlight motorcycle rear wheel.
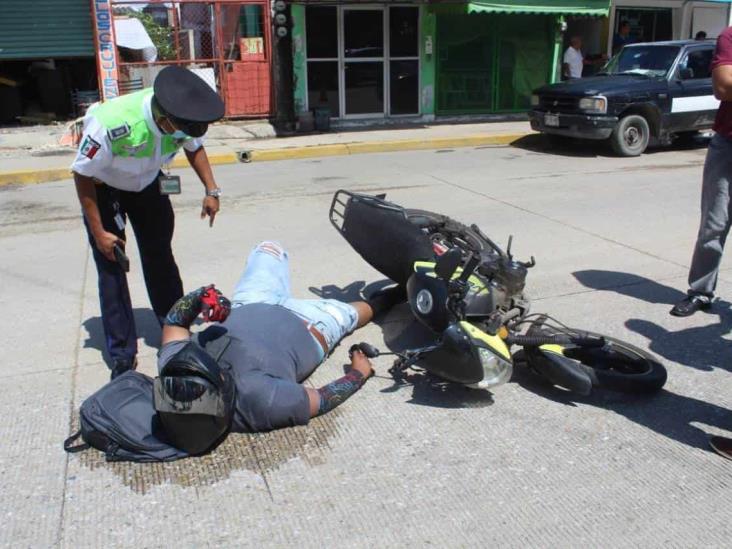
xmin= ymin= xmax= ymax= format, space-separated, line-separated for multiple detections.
xmin=405 ymin=209 xmax=486 ymax=255
xmin=525 ymin=323 xmax=667 ymax=394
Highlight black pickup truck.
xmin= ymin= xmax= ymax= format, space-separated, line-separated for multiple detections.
xmin=529 ymin=40 xmax=719 ymax=156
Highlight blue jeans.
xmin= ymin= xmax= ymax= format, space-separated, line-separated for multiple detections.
xmin=231 ymin=241 xmax=359 ymax=361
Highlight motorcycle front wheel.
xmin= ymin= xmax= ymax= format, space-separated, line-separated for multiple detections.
xmin=524 ymin=321 xmax=667 ymax=394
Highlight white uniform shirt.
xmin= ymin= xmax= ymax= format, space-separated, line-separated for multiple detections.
xmin=70 ymin=94 xmax=204 ymax=192
xmin=563 ymin=46 xmax=584 ymax=79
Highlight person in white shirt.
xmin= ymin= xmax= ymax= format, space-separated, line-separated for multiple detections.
xmin=71 ymin=66 xmax=225 ymax=380
xmin=563 ymin=36 xmax=586 ymax=79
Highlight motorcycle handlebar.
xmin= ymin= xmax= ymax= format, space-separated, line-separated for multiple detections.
xmin=505 ymin=333 xmax=606 ymax=348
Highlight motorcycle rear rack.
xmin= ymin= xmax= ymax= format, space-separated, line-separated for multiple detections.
xmin=329 ymin=189 xmax=405 ymax=235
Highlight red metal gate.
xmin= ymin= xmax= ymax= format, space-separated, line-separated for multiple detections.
xmin=105 ymin=0 xmax=272 ymax=118
xmin=217 ymin=1 xmax=272 ymax=117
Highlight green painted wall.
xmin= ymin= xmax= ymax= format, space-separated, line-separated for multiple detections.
xmin=291 ymin=4 xmax=307 ymax=114
xmin=421 ymin=9 xmax=436 ymax=116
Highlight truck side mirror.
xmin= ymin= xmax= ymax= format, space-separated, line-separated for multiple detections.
xmin=678 ymin=67 xmax=694 ymax=80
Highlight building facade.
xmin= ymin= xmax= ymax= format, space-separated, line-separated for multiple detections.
xmin=290 ymin=1 xmax=611 ymax=123
xmin=608 ymin=0 xmax=731 ymax=51
xmin=288 ymin=0 xmax=732 ymax=125
xmin=1 ymin=0 xmax=731 ymax=125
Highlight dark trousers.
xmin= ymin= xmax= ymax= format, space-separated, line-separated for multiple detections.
xmin=83 ymin=180 xmax=184 ymax=362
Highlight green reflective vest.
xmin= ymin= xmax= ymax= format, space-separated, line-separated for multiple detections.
xmin=90 ymin=89 xmax=191 ymax=158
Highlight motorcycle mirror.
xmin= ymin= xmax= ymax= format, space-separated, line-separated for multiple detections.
xmin=435 ymin=248 xmax=462 ymax=280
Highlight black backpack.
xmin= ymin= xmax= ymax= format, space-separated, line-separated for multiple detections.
xmin=63 ymin=371 xmax=189 ymax=463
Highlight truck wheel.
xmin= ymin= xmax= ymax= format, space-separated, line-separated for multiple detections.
xmin=610 ymin=114 xmax=650 ymax=156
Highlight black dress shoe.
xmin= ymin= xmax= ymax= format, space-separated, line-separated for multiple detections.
xmin=110 ymin=357 xmax=138 ymax=380
xmin=670 ymin=296 xmax=711 ymax=317
xmin=710 ymin=436 xmax=732 ymax=460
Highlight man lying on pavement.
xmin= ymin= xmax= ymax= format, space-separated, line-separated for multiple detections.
xmin=154 ymin=241 xmax=404 ymax=454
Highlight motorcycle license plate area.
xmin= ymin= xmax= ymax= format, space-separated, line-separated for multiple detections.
xmin=544 ymin=113 xmax=560 ymax=127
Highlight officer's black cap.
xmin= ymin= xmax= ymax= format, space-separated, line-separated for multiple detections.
xmin=153 ymin=66 xmax=225 ymax=124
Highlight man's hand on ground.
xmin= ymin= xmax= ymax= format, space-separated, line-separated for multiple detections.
xmin=94 ymin=230 xmax=124 ymax=262
xmin=350 ymin=350 xmax=373 ymax=379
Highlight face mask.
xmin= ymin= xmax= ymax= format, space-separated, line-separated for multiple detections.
xmin=163 ymin=118 xmax=188 ymax=139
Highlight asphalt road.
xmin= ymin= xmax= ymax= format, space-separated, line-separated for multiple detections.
xmin=2 ymin=137 xmax=731 ymax=548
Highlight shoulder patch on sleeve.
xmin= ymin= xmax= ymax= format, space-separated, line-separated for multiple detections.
xmin=107 ymin=123 xmax=131 ymax=141
xmin=80 ymin=136 xmax=102 ymax=159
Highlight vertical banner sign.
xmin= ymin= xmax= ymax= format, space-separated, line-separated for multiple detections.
xmin=91 ymin=0 xmax=120 ymax=100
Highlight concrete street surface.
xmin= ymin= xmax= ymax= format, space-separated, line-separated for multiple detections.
xmin=1 ymin=136 xmax=731 ymax=547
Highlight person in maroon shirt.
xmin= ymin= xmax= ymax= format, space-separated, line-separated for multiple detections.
xmin=670 ymin=26 xmax=732 ymax=459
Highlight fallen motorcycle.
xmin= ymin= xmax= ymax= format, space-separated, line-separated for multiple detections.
xmin=330 ymin=190 xmax=667 ymax=395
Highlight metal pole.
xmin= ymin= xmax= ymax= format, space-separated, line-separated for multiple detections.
xmin=272 ymin=4 xmax=295 ymax=132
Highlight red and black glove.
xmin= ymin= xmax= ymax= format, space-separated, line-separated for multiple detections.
xmin=200 ymin=285 xmax=232 ymax=323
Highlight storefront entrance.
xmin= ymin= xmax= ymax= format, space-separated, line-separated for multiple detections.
xmin=435 ymin=13 xmax=554 ymax=114
xmin=304 ymin=5 xmax=420 ymax=118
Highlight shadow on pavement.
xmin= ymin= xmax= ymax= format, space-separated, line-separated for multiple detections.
xmin=512 ymin=134 xmax=610 ymax=158
xmin=512 ymin=133 xmax=709 ymax=158
xmin=625 ymin=314 xmax=732 ymax=372
xmin=573 ymin=270 xmax=732 ymax=371
xmin=573 ymin=269 xmax=687 ymax=305
xmin=308 ymin=279 xmax=392 ymax=302
xmin=82 ymin=308 xmax=162 ymax=367
xmin=380 ymin=372 xmax=494 ymax=409
xmin=512 ymin=366 xmax=731 ymax=452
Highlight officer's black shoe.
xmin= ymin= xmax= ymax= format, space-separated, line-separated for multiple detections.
xmin=709 ymin=435 xmax=732 ymax=461
xmin=110 ymin=357 xmax=138 ymax=380
xmin=670 ymin=295 xmax=712 ymax=317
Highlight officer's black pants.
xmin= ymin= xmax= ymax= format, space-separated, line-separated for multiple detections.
xmin=83 ymin=179 xmax=184 ymax=364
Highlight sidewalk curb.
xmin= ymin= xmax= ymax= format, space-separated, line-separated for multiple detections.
xmin=242 ymin=132 xmax=530 ymax=162
xmin=0 ymin=132 xmax=530 ymax=186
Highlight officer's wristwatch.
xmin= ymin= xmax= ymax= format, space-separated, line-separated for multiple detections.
xmin=206 ymin=187 xmax=222 ymax=198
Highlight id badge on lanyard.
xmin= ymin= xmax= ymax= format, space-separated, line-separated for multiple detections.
xmin=158 ymin=174 xmax=181 ymax=195
xmin=112 ymin=196 xmax=125 ymax=231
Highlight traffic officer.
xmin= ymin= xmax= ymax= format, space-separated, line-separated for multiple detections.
xmin=72 ymin=66 xmax=225 ymax=379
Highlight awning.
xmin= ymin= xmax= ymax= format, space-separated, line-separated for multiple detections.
xmin=468 ymin=1 xmax=609 ymax=15
xmin=431 ymin=1 xmax=610 ymax=17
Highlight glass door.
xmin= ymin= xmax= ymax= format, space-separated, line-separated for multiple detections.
xmin=389 ymin=7 xmax=419 ymax=115
xmin=341 ymin=8 xmax=385 ymax=117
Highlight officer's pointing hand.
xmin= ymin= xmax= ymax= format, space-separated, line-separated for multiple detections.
xmin=201 ymin=195 xmax=219 ymax=227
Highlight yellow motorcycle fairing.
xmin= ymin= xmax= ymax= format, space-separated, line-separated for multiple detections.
xmin=460 ymin=321 xmax=511 ymax=361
